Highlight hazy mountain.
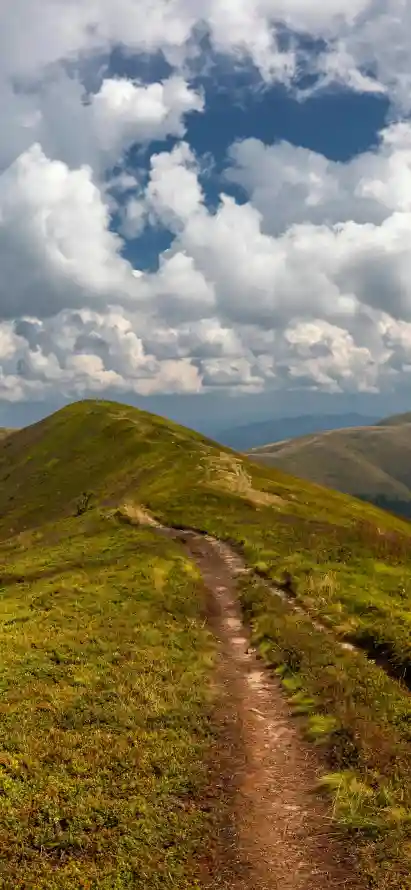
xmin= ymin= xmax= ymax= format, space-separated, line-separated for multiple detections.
xmin=215 ymin=413 xmax=379 ymax=450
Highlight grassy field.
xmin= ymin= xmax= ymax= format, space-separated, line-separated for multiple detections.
xmin=3 ymin=400 xmax=411 ymax=689
xmin=1 ymin=399 xmax=411 ymax=886
xmin=247 ymin=415 xmax=411 ymax=518
xmin=0 ymin=512 xmax=218 ymax=889
xmin=238 ymin=573 xmax=411 ymax=889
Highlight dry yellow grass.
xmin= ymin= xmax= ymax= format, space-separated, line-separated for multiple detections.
xmin=206 ymin=452 xmax=285 ymax=507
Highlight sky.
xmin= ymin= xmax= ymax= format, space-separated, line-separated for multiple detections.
xmin=2 ymin=1 xmax=411 ymax=433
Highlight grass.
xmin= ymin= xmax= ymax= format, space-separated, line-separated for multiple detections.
xmin=3 ymin=400 xmax=411 ymax=688
xmin=2 ymin=399 xmax=411 ymax=885
xmin=0 ymin=512 xmax=218 ymax=888
xmin=239 ymin=574 xmax=411 ymax=889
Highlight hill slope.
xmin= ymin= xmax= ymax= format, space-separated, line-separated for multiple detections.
xmin=1 ymin=400 xmax=411 ymax=887
xmin=0 ymin=399 xmax=389 ymax=539
xmin=248 ymin=414 xmax=411 ymax=518
xmin=377 ymin=411 xmax=411 ymax=426
xmin=0 ymin=515 xmax=217 ymax=889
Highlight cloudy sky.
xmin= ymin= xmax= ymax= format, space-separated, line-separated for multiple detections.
xmin=1 ymin=0 xmax=411 ymax=433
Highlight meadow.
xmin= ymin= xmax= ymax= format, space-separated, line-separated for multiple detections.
xmin=0 ymin=400 xmax=411 ymax=886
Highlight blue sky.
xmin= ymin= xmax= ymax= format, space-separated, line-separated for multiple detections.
xmin=122 ymin=76 xmax=389 ymax=274
xmin=0 ymin=1 xmax=411 ymax=434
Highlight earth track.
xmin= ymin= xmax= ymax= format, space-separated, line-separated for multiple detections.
xmin=157 ymin=525 xmax=360 ymax=890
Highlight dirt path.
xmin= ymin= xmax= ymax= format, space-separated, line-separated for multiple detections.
xmin=160 ymin=527 xmax=360 ymax=890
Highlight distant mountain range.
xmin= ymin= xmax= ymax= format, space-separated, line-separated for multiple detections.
xmin=215 ymin=413 xmax=379 ymax=451
xmin=248 ymin=411 xmax=411 ymax=519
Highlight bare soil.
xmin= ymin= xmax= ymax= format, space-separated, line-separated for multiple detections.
xmin=165 ymin=528 xmax=361 ymax=890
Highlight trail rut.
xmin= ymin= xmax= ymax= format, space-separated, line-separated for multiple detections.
xmin=159 ymin=526 xmax=360 ymax=890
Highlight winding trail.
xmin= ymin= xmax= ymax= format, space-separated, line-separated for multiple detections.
xmin=157 ymin=525 xmax=360 ymax=890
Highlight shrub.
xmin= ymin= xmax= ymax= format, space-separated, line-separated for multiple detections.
xmin=75 ymin=491 xmax=92 ymax=516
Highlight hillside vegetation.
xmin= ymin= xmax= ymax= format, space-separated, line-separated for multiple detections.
xmin=248 ymin=413 xmax=411 ymax=518
xmin=0 ymin=516 xmax=216 ymax=889
xmin=1 ymin=400 xmax=411 ymax=887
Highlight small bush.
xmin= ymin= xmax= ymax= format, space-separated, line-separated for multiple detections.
xmin=75 ymin=491 xmax=92 ymax=516
xmin=306 ymin=714 xmax=340 ymax=744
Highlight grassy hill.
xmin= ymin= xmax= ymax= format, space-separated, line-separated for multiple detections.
xmin=248 ymin=413 xmax=411 ymax=518
xmin=0 ymin=516 xmax=216 ymax=889
xmin=1 ymin=399 xmax=411 ymax=886
xmin=0 ymin=427 xmax=16 ymax=441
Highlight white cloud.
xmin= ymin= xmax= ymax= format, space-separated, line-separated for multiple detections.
xmin=146 ymin=142 xmax=204 ymax=229
xmin=310 ymin=45 xmax=387 ymax=97
xmin=4 ymin=123 xmax=411 ymax=400
xmin=0 ymin=72 xmax=204 ymax=176
xmin=119 ymin=198 xmax=147 ymax=239
xmin=145 ymin=251 xmax=216 ymax=322
xmin=0 ymin=0 xmax=403 ymax=109
xmin=227 ymin=123 xmax=411 ymax=233
xmin=122 ymin=128 xmax=411 ymax=393
xmin=0 ymin=307 xmax=204 ymax=401
xmin=338 ymin=1 xmax=411 ymax=112
xmin=0 ymin=143 xmax=138 ymax=318
xmin=90 ymin=75 xmax=204 ymax=158
xmin=2 ymin=1 xmax=411 ymax=405
xmin=0 ymin=1 xmax=363 ymax=81
xmin=283 ymin=320 xmax=380 ymax=392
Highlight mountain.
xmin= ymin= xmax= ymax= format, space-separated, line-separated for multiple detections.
xmin=248 ymin=410 xmax=411 ymax=518
xmin=0 ymin=399 xmax=410 ymax=887
xmin=215 ymin=412 xmax=378 ymax=450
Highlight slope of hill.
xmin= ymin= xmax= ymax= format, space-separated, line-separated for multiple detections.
xmin=0 ymin=515 xmax=217 ymax=890
xmin=248 ymin=414 xmax=411 ymax=518
xmin=215 ymin=412 xmax=378 ymax=450
xmin=0 ymin=427 xmax=16 ymax=441
xmin=1 ymin=400 xmax=411 ymax=887
xmin=377 ymin=411 xmax=411 ymax=426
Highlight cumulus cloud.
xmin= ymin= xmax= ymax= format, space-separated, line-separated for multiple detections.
xmin=119 ymin=198 xmax=147 ymax=239
xmin=90 ymin=75 xmax=204 ymax=159
xmin=226 ymin=124 xmax=411 ymax=234
xmin=123 ymin=124 xmax=411 ymax=393
xmin=146 ymin=142 xmax=205 ymax=229
xmin=0 ymin=307 xmax=203 ymax=402
xmin=4 ymin=119 xmax=411 ymax=400
xmin=0 ymin=1 xmax=361 ymax=81
xmin=144 ymin=252 xmax=216 ymax=322
xmin=1 ymin=0 xmax=411 ymax=405
xmin=0 ymin=143 xmax=139 ymax=318
xmin=0 ymin=0 xmax=408 ymax=107
xmin=0 ymin=72 xmax=204 ymax=175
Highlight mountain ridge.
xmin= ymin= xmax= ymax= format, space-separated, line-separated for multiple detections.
xmin=215 ymin=412 xmax=379 ymax=450
xmin=248 ymin=411 xmax=411 ymax=518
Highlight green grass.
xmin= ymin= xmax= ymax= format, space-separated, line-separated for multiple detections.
xmin=3 ymin=399 xmax=411 ymax=685
xmin=2 ymin=399 xmax=411 ymax=886
xmin=213 ymin=507 xmax=411 ymax=684
xmin=0 ymin=512 xmax=217 ymax=888
xmin=239 ymin=574 xmax=411 ymax=889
